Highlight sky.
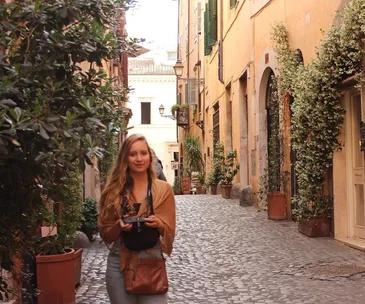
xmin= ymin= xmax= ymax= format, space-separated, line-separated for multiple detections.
xmin=126 ymin=0 xmax=178 ymax=50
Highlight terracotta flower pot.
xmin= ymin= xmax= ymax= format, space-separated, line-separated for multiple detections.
xmin=74 ymin=248 xmax=83 ymax=287
xmin=267 ymin=192 xmax=286 ymax=220
xmin=36 ymin=248 xmax=78 ymax=304
xmin=221 ymin=184 xmax=233 ymax=199
xmin=210 ymin=184 xmax=218 ymax=195
xmin=196 ymin=185 xmax=206 ymax=194
xmin=298 ymin=216 xmax=331 ymax=237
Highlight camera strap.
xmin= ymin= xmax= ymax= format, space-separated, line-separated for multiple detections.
xmin=121 ymin=175 xmax=154 ymax=217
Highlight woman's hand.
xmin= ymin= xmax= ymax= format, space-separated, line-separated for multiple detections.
xmin=144 ymin=215 xmax=163 ymax=229
xmin=119 ymin=219 xmax=132 ymax=231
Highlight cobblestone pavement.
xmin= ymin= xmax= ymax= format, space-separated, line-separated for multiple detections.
xmin=76 ymin=195 xmax=365 ymax=304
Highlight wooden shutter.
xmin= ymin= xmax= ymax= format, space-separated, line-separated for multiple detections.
xmin=204 ymin=4 xmax=211 ymax=56
xmin=141 ymin=102 xmax=151 ymax=124
xmin=213 ymin=102 xmax=220 ymax=144
xmin=213 ymin=106 xmax=220 ymax=145
xmin=185 ymin=83 xmax=188 ymax=104
xmin=207 ymin=0 xmax=217 ymax=47
xmin=188 ymin=79 xmax=197 ymax=105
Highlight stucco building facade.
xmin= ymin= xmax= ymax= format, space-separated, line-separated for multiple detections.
xmin=128 ymin=50 xmax=179 ymax=185
xmin=176 ymin=0 xmax=365 ymax=249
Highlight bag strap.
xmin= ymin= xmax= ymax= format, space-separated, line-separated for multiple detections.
xmin=147 ymin=175 xmax=154 ymax=215
xmin=121 ymin=175 xmax=154 ymax=216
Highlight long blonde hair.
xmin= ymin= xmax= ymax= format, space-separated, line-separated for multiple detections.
xmin=99 ymin=134 xmax=156 ymax=223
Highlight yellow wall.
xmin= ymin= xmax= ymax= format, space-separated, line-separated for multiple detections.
xmin=178 ymin=0 xmax=345 ymax=200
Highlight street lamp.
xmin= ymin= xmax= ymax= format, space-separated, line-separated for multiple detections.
xmin=173 ymin=59 xmax=205 ymax=86
xmin=159 ymin=104 xmax=175 ymax=120
xmin=173 ymin=59 xmax=184 ymax=77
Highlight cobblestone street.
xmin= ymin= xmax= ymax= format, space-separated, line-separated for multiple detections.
xmin=76 ymin=195 xmax=365 ymax=304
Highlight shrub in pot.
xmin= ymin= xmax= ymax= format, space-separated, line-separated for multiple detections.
xmin=0 ymin=0 xmax=135 ymax=301
xmin=220 ymin=150 xmax=240 ymax=199
xmin=81 ymin=197 xmax=99 ymax=242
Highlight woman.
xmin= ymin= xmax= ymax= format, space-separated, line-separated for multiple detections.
xmin=150 ymin=149 xmax=167 ymax=181
xmin=98 ymin=134 xmax=176 ymax=304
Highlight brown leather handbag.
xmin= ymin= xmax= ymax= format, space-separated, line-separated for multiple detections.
xmin=124 ymin=258 xmax=169 ymax=294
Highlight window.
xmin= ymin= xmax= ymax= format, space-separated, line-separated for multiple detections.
xmin=204 ymin=0 xmax=218 ymax=56
xmin=141 ymin=102 xmax=151 ymax=124
xmin=167 ymin=51 xmax=177 ymax=61
xmin=194 ymin=2 xmax=202 ymax=43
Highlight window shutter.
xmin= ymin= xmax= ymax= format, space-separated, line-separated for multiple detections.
xmin=185 ymin=82 xmax=188 ymax=104
xmin=211 ymin=0 xmax=218 ymax=41
xmin=188 ymin=79 xmax=197 ymax=105
xmin=208 ymin=0 xmax=217 ymax=47
xmin=204 ymin=4 xmax=211 ymax=56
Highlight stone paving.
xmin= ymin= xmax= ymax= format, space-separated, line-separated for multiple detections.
xmin=76 ymin=195 xmax=365 ymax=304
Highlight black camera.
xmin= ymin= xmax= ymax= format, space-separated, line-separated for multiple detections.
xmin=123 ymin=217 xmax=146 ymax=224
xmin=123 ymin=217 xmax=146 ymax=232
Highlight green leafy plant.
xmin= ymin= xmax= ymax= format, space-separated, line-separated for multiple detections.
xmin=206 ymin=141 xmax=224 ymax=186
xmin=183 ymin=134 xmax=204 ymax=172
xmin=172 ymin=175 xmax=182 ymax=194
xmin=271 ymin=0 xmax=365 ymax=217
xmin=220 ymin=150 xmax=240 ymax=185
xmin=256 ymin=74 xmax=288 ymax=204
xmin=171 ymin=103 xmax=189 ymax=117
xmin=197 ymin=171 xmax=206 ymax=186
xmin=292 ymin=195 xmax=333 ymax=219
xmin=0 ymin=0 xmax=136 ymax=298
xmin=99 ymin=125 xmax=119 ymax=185
xmin=81 ymin=197 xmax=99 ymax=241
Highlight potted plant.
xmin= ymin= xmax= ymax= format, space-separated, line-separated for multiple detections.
xmin=196 ymin=172 xmax=207 ymax=194
xmin=257 ymin=74 xmax=288 ymax=220
xmin=293 ymin=195 xmax=333 ymax=237
xmin=172 ymin=175 xmax=182 ymax=195
xmin=171 ymin=104 xmax=189 ymax=127
xmin=183 ymin=134 xmax=204 ymax=194
xmin=220 ymin=150 xmax=240 ymax=199
xmin=81 ymin=197 xmax=99 ymax=242
xmin=206 ymin=142 xmax=224 ymax=195
xmin=0 ymin=0 xmax=135 ymax=301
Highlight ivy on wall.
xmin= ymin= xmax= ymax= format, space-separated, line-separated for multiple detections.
xmin=271 ymin=0 xmax=365 ymax=216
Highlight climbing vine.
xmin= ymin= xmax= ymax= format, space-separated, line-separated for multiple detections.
xmin=271 ymin=0 xmax=365 ymax=216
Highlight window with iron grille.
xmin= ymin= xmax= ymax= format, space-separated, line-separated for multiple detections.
xmin=141 ymin=102 xmax=151 ymax=124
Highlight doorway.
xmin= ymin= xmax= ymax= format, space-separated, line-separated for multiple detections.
xmin=349 ymin=93 xmax=365 ymax=239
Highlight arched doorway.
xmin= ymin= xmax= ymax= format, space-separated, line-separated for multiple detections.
xmin=265 ymin=71 xmax=281 ymax=192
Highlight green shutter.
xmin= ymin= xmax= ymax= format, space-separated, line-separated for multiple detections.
xmin=211 ymin=0 xmax=217 ymax=41
xmin=208 ymin=0 xmax=217 ymax=47
xmin=204 ymin=4 xmax=211 ymax=56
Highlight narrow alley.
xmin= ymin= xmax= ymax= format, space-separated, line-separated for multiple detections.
xmin=76 ymin=195 xmax=365 ymax=304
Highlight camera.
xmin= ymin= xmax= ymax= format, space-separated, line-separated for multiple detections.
xmin=123 ymin=217 xmax=146 ymax=232
xmin=123 ymin=216 xmax=146 ymax=224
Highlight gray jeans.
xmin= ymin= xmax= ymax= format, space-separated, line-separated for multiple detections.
xmin=106 ymin=245 xmax=168 ymax=304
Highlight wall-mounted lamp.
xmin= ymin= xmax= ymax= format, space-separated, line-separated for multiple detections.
xmin=159 ymin=104 xmax=175 ymax=120
xmin=173 ymin=60 xmax=205 ymax=86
